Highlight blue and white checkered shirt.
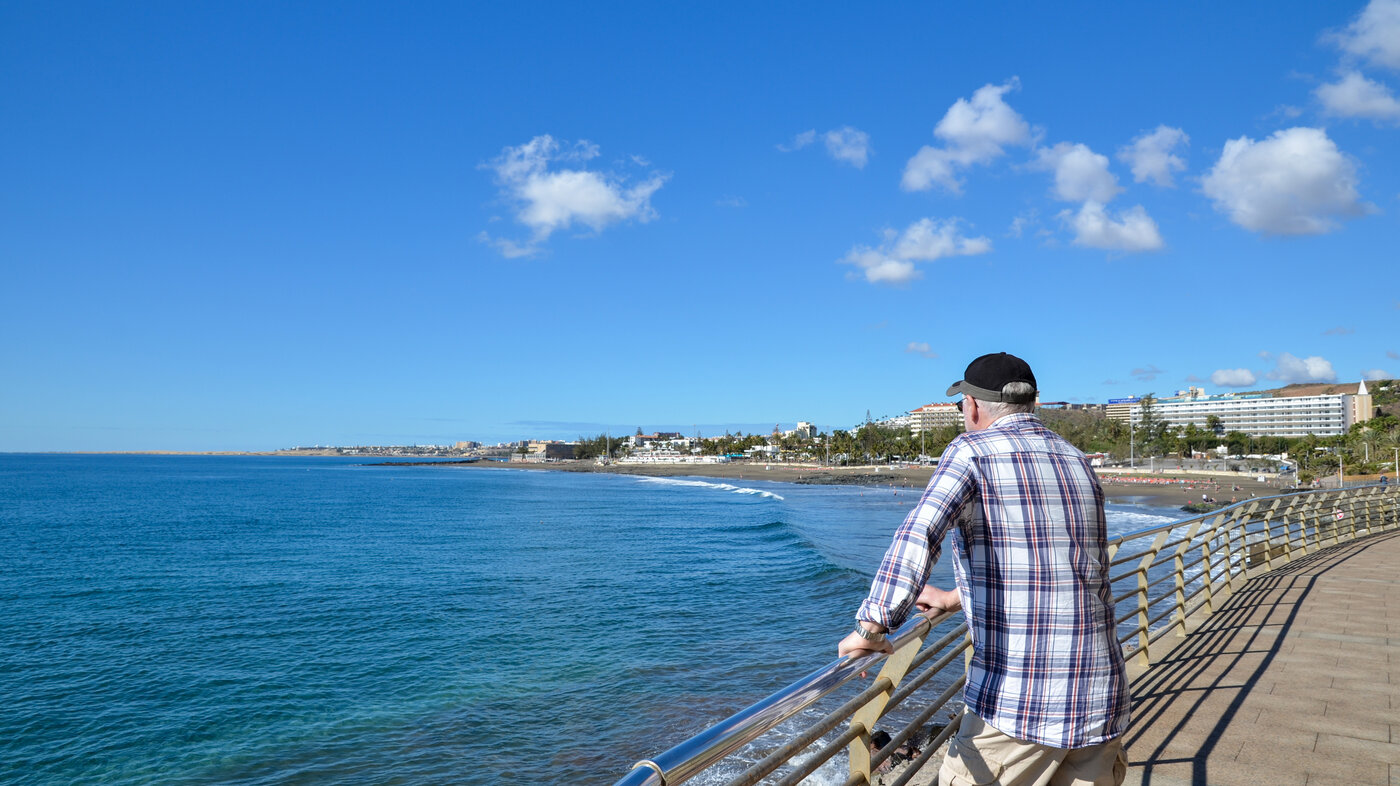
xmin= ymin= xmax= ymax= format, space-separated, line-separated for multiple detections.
xmin=857 ymin=413 xmax=1130 ymax=748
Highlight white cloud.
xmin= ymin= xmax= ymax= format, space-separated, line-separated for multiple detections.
xmin=1322 ymin=326 xmax=1355 ymax=336
xmin=1201 ymin=127 xmax=1367 ymax=235
xmin=1330 ymin=0 xmax=1400 ymax=71
xmin=778 ymin=130 xmax=817 ymax=152
xmin=905 ymin=342 xmax=939 ymax=359
xmin=901 ymin=79 xmax=1031 ymax=193
xmin=480 ymin=135 xmax=667 ymax=257
xmin=892 ymin=217 xmax=993 ymax=259
xmin=1033 ymin=142 xmax=1121 ymax=203
xmin=842 ymin=218 xmax=992 ymax=286
xmin=1362 ymin=368 xmax=1391 ymax=380
xmin=824 ymin=126 xmax=872 ymax=168
xmin=1132 ymin=365 xmax=1165 ymax=381
xmin=1316 ymin=71 xmax=1400 ymax=122
xmin=1212 ymin=368 xmax=1258 ymax=387
xmin=1118 ymin=126 xmax=1189 ymax=187
xmin=716 ymin=195 xmax=748 ymax=208
xmin=1264 ymin=352 xmax=1337 ymax=383
xmin=1060 ymin=202 xmax=1164 ymax=252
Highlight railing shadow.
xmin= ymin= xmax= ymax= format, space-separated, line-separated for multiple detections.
xmin=1123 ymin=529 xmax=1400 ymax=785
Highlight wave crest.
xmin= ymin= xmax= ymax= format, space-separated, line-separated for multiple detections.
xmin=632 ymin=476 xmax=785 ymax=501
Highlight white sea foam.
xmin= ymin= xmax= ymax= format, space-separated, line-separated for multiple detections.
xmin=633 ymin=476 xmax=785 ymax=500
xmin=1105 ymin=506 xmax=1183 ymax=536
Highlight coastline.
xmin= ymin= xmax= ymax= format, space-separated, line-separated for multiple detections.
xmin=445 ymin=459 xmax=1287 ymax=510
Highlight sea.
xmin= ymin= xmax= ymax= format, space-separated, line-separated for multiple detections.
xmin=0 ymin=455 xmax=1185 ymax=785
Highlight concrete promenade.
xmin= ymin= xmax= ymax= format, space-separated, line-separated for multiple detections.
xmin=1123 ymin=529 xmax=1400 ymax=785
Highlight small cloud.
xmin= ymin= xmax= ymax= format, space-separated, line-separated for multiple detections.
xmin=902 ymin=79 xmax=1031 ymax=193
xmin=1185 ymin=375 xmax=1205 ymax=383
xmin=1212 ymin=368 xmax=1258 ymax=387
xmin=480 ymin=135 xmax=667 ymax=257
xmin=1059 ymin=202 xmax=1164 ymax=252
xmin=1201 ymin=127 xmax=1369 ymax=235
xmin=1032 ymin=142 xmax=1121 ymax=203
xmin=1117 ymin=126 xmax=1189 ymax=187
xmin=824 ymin=126 xmax=872 ymax=168
xmin=1270 ymin=104 xmax=1305 ymax=120
xmin=1007 ymin=211 xmax=1039 ymax=238
xmin=1322 ymin=326 xmax=1355 ymax=336
xmin=476 ymin=231 xmax=537 ymax=259
xmin=1263 ymin=351 xmax=1337 ymax=383
xmin=841 ymin=217 xmax=992 ymax=286
xmin=777 ymin=130 xmax=817 ymax=152
xmin=1316 ymin=71 xmax=1400 ymax=124
xmin=1102 ymin=379 xmax=1121 ymax=385
xmin=1386 ymin=350 xmax=1400 ymax=360
xmin=1132 ymin=365 xmax=1165 ymax=382
xmin=905 ymin=341 xmax=939 ymax=359
xmin=716 ymin=195 xmax=748 ymax=208
xmin=1362 ymin=368 xmax=1391 ymax=380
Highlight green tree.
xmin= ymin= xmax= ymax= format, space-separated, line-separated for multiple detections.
xmin=1135 ymin=394 xmax=1170 ymax=457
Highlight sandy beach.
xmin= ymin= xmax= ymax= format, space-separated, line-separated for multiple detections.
xmin=459 ymin=459 xmax=1288 ymax=511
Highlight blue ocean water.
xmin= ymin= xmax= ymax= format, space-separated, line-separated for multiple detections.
xmin=0 ymin=456 xmax=1182 ymax=785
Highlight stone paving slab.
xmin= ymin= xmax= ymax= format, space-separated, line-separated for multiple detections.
xmin=1123 ymin=530 xmax=1400 ymax=786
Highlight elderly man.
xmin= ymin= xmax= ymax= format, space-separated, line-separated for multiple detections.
xmin=839 ymin=352 xmax=1129 ymax=786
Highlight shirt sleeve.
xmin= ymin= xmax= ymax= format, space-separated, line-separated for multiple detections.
xmin=856 ymin=443 xmax=978 ymax=630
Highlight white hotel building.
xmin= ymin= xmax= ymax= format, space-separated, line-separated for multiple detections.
xmin=1111 ymin=383 xmax=1374 ymax=438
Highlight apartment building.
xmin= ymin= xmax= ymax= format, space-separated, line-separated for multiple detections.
xmin=910 ymin=402 xmax=960 ymax=434
xmin=1111 ymin=383 xmax=1373 ymax=438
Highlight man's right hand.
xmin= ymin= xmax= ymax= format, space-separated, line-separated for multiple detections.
xmin=915 ymin=584 xmax=962 ymax=614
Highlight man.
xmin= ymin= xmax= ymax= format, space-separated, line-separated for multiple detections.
xmin=839 ymin=352 xmax=1129 ymax=786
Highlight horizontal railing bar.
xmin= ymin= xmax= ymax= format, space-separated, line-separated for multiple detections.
xmin=886 ymin=712 xmax=964 ymax=786
xmin=727 ymin=668 xmax=906 ymax=786
xmin=866 ymin=673 xmax=968 ymax=779
xmin=886 ymin=639 xmax=971 ymax=712
xmin=850 ymin=676 xmax=968 ymax=786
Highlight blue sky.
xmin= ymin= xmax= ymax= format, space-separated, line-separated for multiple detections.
xmin=3 ymin=1 xmax=1398 ymax=451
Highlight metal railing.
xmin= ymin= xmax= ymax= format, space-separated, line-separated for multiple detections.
xmin=612 ymin=483 xmax=1400 ymax=786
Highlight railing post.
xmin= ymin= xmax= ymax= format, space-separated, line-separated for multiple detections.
xmin=1299 ymin=493 xmax=1320 ymax=556
xmin=1223 ymin=507 xmax=1242 ymax=598
xmin=1135 ymin=531 xmax=1170 ymax=668
xmin=846 ymin=626 xmax=928 ymax=784
xmin=1201 ymin=512 xmax=1226 ymax=616
xmin=1260 ymin=498 xmax=1285 ymax=571
xmin=1173 ymin=519 xmax=1203 ymax=638
xmin=1280 ymin=496 xmax=1299 ymax=565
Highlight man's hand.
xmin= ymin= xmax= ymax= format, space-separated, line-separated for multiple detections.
xmin=915 ymin=584 xmax=963 ymax=614
xmin=838 ymin=624 xmax=894 ymax=659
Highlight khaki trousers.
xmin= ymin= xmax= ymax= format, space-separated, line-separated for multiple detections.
xmin=937 ymin=712 xmax=1126 ymax=786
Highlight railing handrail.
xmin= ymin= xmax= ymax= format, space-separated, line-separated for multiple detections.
xmin=614 ymin=482 xmax=1399 ymax=786
xmin=613 ymin=608 xmax=958 ymax=786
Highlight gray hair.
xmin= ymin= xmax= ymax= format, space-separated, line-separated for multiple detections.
xmin=973 ymin=381 xmax=1037 ymax=420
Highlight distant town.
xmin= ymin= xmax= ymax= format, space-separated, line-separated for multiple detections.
xmin=282 ymin=380 xmax=1399 ymax=484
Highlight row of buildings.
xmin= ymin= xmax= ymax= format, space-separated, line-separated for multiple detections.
xmin=492 ymin=382 xmax=1381 ymax=463
xmin=899 ymin=383 xmax=1377 ymax=439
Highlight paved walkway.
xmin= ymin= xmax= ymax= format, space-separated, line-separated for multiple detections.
xmin=1123 ymin=529 xmax=1400 ymax=786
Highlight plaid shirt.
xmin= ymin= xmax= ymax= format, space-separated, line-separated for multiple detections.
xmin=857 ymin=414 xmax=1129 ymax=748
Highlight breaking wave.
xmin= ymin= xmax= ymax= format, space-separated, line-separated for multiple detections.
xmin=632 ymin=476 xmax=785 ymax=500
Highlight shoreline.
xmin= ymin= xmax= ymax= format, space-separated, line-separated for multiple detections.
xmin=436 ymin=459 xmax=1288 ymax=510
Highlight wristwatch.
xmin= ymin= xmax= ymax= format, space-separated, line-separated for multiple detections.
xmin=852 ymin=624 xmax=886 ymax=641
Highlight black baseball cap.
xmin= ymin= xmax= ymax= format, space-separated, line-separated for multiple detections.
xmin=946 ymin=352 xmax=1038 ymax=402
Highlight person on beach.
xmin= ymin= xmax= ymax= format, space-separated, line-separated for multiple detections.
xmin=838 ymin=352 xmax=1129 ymax=786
